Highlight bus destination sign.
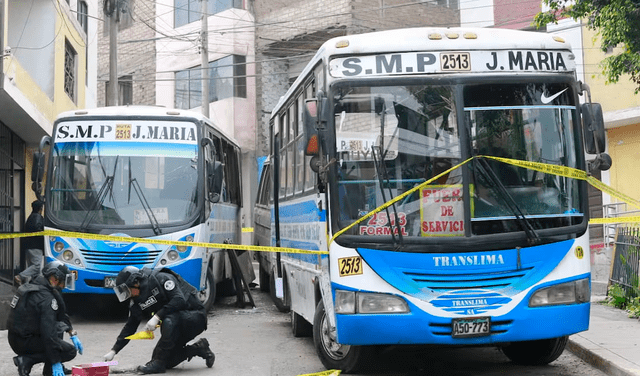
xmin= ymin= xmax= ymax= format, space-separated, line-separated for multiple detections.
xmin=329 ymin=50 xmax=575 ymax=78
xmin=54 ymin=121 xmax=198 ymax=144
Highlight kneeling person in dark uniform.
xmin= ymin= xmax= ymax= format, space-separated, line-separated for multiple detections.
xmin=8 ymin=261 xmax=84 ymax=376
xmin=103 ymin=266 xmax=214 ymax=374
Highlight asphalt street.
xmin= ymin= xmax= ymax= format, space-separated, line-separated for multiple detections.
xmin=0 ymin=285 xmax=610 ymax=376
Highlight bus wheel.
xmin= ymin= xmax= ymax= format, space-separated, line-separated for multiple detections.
xmin=501 ymin=336 xmax=568 ymax=365
xmin=198 ymin=268 xmax=216 ymax=312
xmin=270 ymin=272 xmax=290 ymax=313
xmin=313 ymin=300 xmax=372 ymax=373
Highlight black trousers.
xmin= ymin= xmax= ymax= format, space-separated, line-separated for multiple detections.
xmin=152 ymin=309 xmax=207 ymax=368
xmin=8 ymin=324 xmax=77 ymax=369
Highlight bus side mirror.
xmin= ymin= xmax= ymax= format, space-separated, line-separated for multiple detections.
xmin=581 ymin=103 xmax=612 ymax=172
xmin=581 ymin=103 xmax=606 ymax=155
xmin=207 ymin=161 xmax=224 ymax=203
xmin=32 ymin=151 xmax=45 ymax=183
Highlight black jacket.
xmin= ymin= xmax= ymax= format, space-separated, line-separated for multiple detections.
xmin=111 ymin=268 xmax=204 ymax=353
xmin=22 ymin=210 xmax=44 ymax=251
xmin=7 ymin=276 xmax=74 ymax=364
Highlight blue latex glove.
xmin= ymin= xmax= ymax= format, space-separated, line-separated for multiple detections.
xmin=52 ymin=363 xmax=64 ymax=376
xmin=71 ymin=335 xmax=84 ymax=354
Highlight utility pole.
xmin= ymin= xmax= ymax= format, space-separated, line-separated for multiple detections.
xmin=200 ymin=0 xmax=209 ymax=117
xmin=106 ymin=0 xmax=120 ymax=106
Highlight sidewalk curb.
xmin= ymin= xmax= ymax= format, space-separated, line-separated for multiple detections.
xmin=567 ymin=338 xmax=639 ymax=376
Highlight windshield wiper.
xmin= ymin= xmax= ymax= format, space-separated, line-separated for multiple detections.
xmin=371 ymin=102 xmax=404 ymax=249
xmin=80 ymin=156 xmax=119 ymax=231
xmin=128 ymin=158 xmax=162 ymax=235
xmin=475 ymin=158 xmax=540 ymax=245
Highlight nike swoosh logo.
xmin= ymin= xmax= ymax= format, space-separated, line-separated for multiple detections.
xmin=540 ymin=88 xmax=568 ymax=104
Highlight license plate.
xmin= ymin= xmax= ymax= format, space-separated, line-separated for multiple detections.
xmin=440 ymin=52 xmax=471 ymax=71
xmin=104 ymin=276 xmax=117 ymax=288
xmin=452 ymin=317 xmax=490 ymax=338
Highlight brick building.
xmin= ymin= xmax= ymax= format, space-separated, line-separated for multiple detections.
xmin=252 ymin=0 xmax=460 ymax=157
xmin=97 ymin=0 xmax=156 ymax=106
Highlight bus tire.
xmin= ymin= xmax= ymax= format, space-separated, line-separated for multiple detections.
xmin=313 ymin=300 xmax=372 ymax=373
xmin=501 ymin=335 xmax=568 ymax=365
xmin=198 ymin=268 xmax=216 ymax=312
xmin=292 ymin=310 xmax=313 ymax=337
xmin=270 ymin=272 xmax=290 ymax=313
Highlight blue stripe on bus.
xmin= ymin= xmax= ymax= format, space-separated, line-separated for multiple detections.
xmin=357 ymin=239 xmax=573 ymax=303
xmin=333 ymin=273 xmax=590 ymax=345
xmin=272 ymin=198 xmax=326 ymax=265
xmin=272 ymin=200 xmax=326 ymax=223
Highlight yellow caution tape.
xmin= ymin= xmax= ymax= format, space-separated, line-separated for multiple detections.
xmin=242 ymin=227 xmax=254 ymax=233
xmin=0 ymin=230 xmax=327 ymax=255
xmin=125 ymin=331 xmax=154 ymax=340
xmin=589 ymin=216 xmax=640 ymax=224
xmin=297 ymin=370 xmax=341 ymax=376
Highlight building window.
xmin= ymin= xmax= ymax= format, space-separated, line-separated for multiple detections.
xmin=105 ymin=75 xmax=134 ymax=106
xmin=64 ymin=40 xmax=77 ymax=102
xmin=77 ymin=0 xmax=88 ymax=34
xmin=174 ymin=0 xmax=243 ymax=28
xmin=175 ymin=55 xmax=247 ymax=110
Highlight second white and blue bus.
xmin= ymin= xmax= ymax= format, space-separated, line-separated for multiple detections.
xmin=31 ymin=106 xmax=243 ymax=311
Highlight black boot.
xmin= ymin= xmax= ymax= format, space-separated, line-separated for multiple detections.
xmin=14 ymin=356 xmax=35 ymax=376
xmin=192 ymin=338 xmax=215 ymax=368
xmin=136 ymin=359 xmax=166 ymax=374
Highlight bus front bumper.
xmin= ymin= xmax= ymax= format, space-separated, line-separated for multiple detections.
xmin=335 ymin=299 xmax=589 ymax=346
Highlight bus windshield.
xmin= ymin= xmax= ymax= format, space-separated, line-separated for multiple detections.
xmin=332 ymin=82 xmax=583 ymax=239
xmin=48 ymin=141 xmax=199 ymax=229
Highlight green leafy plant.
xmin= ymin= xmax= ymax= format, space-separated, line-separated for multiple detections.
xmin=605 ymin=283 xmax=640 ymax=318
xmin=605 ymin=283 xmax=627 ymax=308
xmin=535 ymin=0 xmax=640 ymax=94
xmin=627 ymin=297 xmax=640 ymax=318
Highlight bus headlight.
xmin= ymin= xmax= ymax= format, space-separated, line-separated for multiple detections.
xmin=62 ymin=250 xmax=74 ymax=261
xmin=335 ymin=290 xmax=356 ymax=314
xmin=529 ymin=278 xmax=590 ymax=307
xmin=54 ymin=242 xmax=65 ymax=252
xmin=176 ymin=235 xmax=193 ymax=252
xmin=57 ymin=250 xmax=84 ymax=267
xmin=167 ymin=250 xmax=179 ymax=261
xmin=358 ymin=292 xmax=409 ymax=313
xmin=334 ymin=290 xmax=409 ymax=314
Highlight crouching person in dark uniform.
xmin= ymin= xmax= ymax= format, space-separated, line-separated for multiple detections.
xmin=7 ymin=261 xmax=84 ymax=376
xmin=103 ymin=266 xmax=214 ymax=374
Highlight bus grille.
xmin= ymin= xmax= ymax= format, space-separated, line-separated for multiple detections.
xmin=80 ymin=249 xmax=160 ymax=269
xmin=404 ymin=267 xmax=534 ymax=290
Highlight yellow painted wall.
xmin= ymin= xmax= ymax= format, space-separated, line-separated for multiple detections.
xmin=606 ymin=124 xmax=640 ymax=202
xmin=581 ymin=26 xmax=640 ymax=207
xmin=4 ymin=1 xmax=87 ymax=124
xmin=51 ymin=1 xmax=87 ymax=116
xmin=582 ymin=27 xmax=640 ymax=111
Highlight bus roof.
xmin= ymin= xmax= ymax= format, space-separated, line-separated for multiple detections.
xmin=56 ymin=105 xmax=238 ymax=145
xmin=271 ymin=27 xmax=573 ymax=117
xmin=319 ymin=27 xmax=571 ymax=56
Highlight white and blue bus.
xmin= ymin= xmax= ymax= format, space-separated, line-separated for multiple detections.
xmin=255 ymin=27 xmax=611 ymax=372
xmin=31 ymin=106 xmax=243 ymax=311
